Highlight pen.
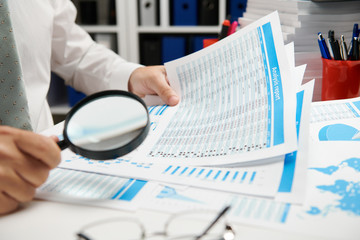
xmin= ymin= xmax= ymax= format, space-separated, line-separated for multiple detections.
xmin=353 ymin=23 xmax=359 ymax=38
xmin=228 ymin=21 xmax=238 ymax=35
xmin=219 ymin=19 xmax=230 ymax=40
xmin=340 ymin=35 xmax=348 ymax=60
xmin=348 ymin=23 xmax=359 ymax=57
xmin=351 ymin=37 xmax=359 ymax=60
xmin=317 ymin=32 xmax=330 ymax=59
xmin=328 ymin=30 xmax=341 ymax=60
xmin=327 ymin=30 xmax=334 ymax=59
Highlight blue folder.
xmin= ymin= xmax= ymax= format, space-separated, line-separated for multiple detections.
xmin=172 ymin=0 xmax=198 ymax=26
xmin=67 ymin=86 xmax=86 ymax=107
xmin=162 ymin=36 xmax=186 ymax=63
xmin=228 ymin=0 xmax=247 ymax=23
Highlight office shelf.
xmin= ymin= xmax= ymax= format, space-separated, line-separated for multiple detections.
xmin=50 ymin=0 xmax=234 ymax=116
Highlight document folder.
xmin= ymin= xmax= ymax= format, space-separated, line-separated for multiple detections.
xmin=162 ymin=36 xmax=186 ymax=63
xmin=140 ymin=36 xmax=162 ymax=66
xmin=228 ymin=0 xmax=247 ymax=22
xmin=199 ymin=0 xmax=219 ymax=26
xmin=171 ymin=0 xmax=198 ymax=26
xmin=138 ymin=0 xmax=158 ymax=26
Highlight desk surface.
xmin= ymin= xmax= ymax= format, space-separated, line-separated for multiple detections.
xmin=0 ymin=199 xmax=331 ymax=240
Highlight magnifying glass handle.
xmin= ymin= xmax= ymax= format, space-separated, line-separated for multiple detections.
xmin=57 ymin=140 xmax=69 ymax=150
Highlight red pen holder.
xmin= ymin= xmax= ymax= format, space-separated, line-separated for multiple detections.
xmin=321 ymin=58 xmax=360 ymax=101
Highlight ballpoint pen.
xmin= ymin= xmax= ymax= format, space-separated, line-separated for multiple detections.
xmin=328 ymin=30 xmax=341 ymax=60
xmin=353 ymin=23 xmax=359 ymax=38
xmin=340 ymin=35 xmax=348 ymax=60
xmin=348 ymin=23 xmax=359 ymax=57
xmin=317 ymin=32 xmax=330 ymax=59
xmin=351 ymin=37 xmax=359 ymax=60
xmin=327 ymin=30 xmax=334 ymax=59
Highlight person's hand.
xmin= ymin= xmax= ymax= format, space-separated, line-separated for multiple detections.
xmin=0 ymin=126 xmax=61 ymax=215
xmin=128 ymin=65 xmax=180 ymax=106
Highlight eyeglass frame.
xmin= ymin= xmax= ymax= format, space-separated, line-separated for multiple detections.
xmin=76 ymin=205 xmax=234 ymax=240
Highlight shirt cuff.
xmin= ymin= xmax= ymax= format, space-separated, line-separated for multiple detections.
xmin=108 ymin=61 xmax=143 ymax=91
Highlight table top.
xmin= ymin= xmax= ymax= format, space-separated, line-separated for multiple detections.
xmin=0 ymin=199 xmax=330 ymax=240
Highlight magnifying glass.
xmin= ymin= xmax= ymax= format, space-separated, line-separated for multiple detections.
xmin=57 ymin=90 xmax=150 ymax=160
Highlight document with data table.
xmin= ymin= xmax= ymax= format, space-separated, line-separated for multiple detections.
xmin=136 ymin=11 xmax=297 ymax=166
xmin=42 ymin=12 xmax=298 ymax=198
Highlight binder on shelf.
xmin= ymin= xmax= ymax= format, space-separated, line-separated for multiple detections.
xmin=78 ymin=0 xmax=98 ymax=24
xmin=138 ymin=0 xmax=159 ymax=26
xmin=97 ymin=0 xmax=112 ymax=25
xmin=198 ymin=0 xmax=219 ymax=26
xmin=162 ymin=36 xmax=186 ymax=63
xmin=67 ymin=87 xmax=86 ymax=107
xmin=94 ymin=33 xmax=118 ymax=53
xmin=108 ymin=0 xmax=116 ymax=25
xmin=47 ymin=73 xmax=68 ymax=107
xmin=228 ymin=0 xmax=247 ymax=23
xmin=171 ymin=0 xmax=198 ymax=26
xmin=140 ymin=35 xmax=162 ymax=66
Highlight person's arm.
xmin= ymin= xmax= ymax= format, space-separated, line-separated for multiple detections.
xmin=0 ymin=126 xmax=61 ymax=215
xmin=50 ymin=0 xmax=179 ymax=106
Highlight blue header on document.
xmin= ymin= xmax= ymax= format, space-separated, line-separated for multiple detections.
xmin=258 ymin=23 xmax=285 ymax=146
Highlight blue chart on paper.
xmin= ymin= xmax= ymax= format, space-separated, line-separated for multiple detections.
xmin=162 ymin=165 xmax=257 ymax=184
xmin=318 ymin=124 xmax=360 ymax=141
xmin=111 ymin=179 xmax=147 ymax=201
xmin=148 ymin=105 xmax=169 ymax=116
xmin=308 ymin=158 xmax=360 ymax=216
xmin=64 ymin=155 xmax=154 ymax=169
xmin=156 ymin=186 xmax=202 ymax=203
xmin=42 ymin=169 xmax=147 ymax=202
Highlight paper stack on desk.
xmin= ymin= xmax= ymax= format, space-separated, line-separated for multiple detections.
xmin=240 ymin=0 xmax=360 ymax=52
xmin=36 ymin=11 xmax=360 ymax=240
xmin=48 ymin=11 xmax=301 ymax=199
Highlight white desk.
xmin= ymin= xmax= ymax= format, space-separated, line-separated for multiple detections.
xmin=0 ymin=199 xmax=331 ymax=240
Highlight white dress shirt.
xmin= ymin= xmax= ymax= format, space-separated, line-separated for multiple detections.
xmin=8 ymin=0 xmax=141 ymax=132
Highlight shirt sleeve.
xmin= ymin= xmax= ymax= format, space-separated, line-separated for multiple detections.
xmin=50 ymin=0 xmax=142 ymax=95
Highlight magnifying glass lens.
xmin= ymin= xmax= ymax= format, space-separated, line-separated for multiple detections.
xmin=60 ymin=90 xmax=150 ymax=160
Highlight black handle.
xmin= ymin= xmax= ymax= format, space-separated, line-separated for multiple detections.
xmin=57 ymin=139 xmax=69 ymax=150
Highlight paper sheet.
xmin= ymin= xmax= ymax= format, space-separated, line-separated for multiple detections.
xmin=41 ymin=12 xmax=302 ymax=198
xmin=133 ymin=97 xmax=360 ymax=239
xmin=276 ymin=80 xmax=314 ymax=204
xmin=310 ymin=97 xmax=360 ymax=142
xmin=44 ymin=100 xmax=284 ymax=198
xmin=35 ymin=168 xmax=156 ymax=211
xmin=135 ymin=11 xmax=297 ymax=166
xmin=58 ymin=150 xmax=284 ymax=197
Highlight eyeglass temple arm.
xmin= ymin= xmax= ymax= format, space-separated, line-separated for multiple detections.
xmin=77 ymin=233 xmax=91 ymax=240
xmin=195 ymin=205 xmax=231 ymax=240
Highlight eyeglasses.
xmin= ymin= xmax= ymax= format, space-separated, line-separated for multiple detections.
xmin=76 ymin=205 xmax=235 ymax=240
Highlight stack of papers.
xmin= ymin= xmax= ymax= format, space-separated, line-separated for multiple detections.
xmin=37 ymin=11 xmax=360 ymax=240
xmin=240 ymin=0 xmax=360 ymax=52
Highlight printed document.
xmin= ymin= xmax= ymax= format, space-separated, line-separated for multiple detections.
xmin=136 ymin=11 xmax=297 ymax=166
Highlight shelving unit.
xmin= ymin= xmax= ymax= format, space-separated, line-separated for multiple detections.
xmin=127 ymin=0 xmax=227 ymax=63
xmin=50 ymin=0 xmax=240 ymax=120
xmin=77 ymin=0 xmax=227 ymax=63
